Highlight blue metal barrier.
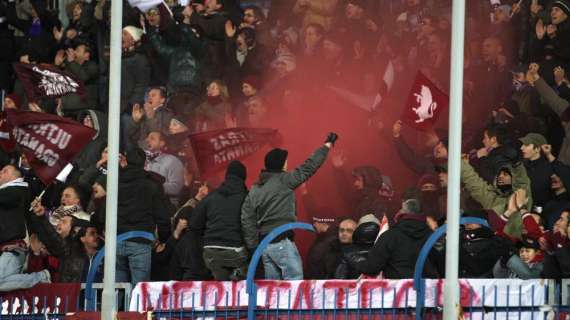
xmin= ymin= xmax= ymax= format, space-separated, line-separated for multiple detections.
xmin=245 ymin=222 xmax=315 ymax=320
xmin=413 ymin=217 xmax=489 ymax=320
xmin=84 ymin=231 xmax=154 ymax=311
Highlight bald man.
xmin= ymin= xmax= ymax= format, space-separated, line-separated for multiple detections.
xmin=0 ymin=165 xmax=51 ymax=291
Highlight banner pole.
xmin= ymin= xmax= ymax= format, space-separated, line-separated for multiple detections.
xmin=443 ymin=1 xmax=466 ymax=319
xmin=101 ymin=0 xmax=123 ymax=317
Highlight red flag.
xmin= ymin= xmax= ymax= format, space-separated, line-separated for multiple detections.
xmin=13 ymin=63 xmax=86 ymax=102
xmin=401 ymin=71 xmax=448 ymax=130
xmin=5 ymin=110 xmax=96 ymax=184
xmin=189 ymin=127 xmax=278 ymax=176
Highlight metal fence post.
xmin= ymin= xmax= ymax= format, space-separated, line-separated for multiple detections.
xmin=245 ymin=222 xmax=315 ymax=320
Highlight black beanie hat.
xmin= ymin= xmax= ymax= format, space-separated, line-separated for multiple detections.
xmin=553 ymin=0 xmax=570 ymax=17
xmin=226 ymin=160 xmax=247 ymax=180
xmin=264 ymin=148 xmax=288 ymax=171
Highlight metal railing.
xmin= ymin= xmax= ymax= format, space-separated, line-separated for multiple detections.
xmin=1 ymin=224 xmax=570 ymax=319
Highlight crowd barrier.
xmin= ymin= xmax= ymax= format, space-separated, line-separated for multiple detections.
xmin=1 ymin=279 xmax=569 ymax=319
xmin=1 ymin=225 xmax=569 ymax=319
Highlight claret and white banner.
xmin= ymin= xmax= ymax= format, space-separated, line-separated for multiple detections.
xmin=130 ymin=279 xmax=548 ymax=312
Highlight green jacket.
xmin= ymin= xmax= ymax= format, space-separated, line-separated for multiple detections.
xmin=241 ymin=146 xmax=329 ymax=249
xmin=461 ymin=159 xmax=532 ymax=238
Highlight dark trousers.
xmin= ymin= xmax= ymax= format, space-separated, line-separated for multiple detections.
xmin=203 ymin=247 xmax=249 ymax=281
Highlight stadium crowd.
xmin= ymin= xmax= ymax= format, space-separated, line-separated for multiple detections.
xmin=0 ymin=0 xmax=570 ymax=292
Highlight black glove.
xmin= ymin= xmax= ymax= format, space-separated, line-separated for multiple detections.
xmin=325 ymin=132 xmax=338 ymax=146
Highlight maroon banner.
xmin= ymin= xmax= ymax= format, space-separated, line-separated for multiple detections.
xmin=401 ymin=71 xmax=448 ymax=131
xmin=5 ymin=110 xmax=96 ymax=184
xmin=13 ymin=63 xmax=86 ymax=102
xmin=189 ymin=127 xmax=279 ymax=176
xmin=0 ymin=283 xmax=81 ymax=314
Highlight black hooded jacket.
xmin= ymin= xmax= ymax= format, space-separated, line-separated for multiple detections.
xmin=74 ymin=110 xmax=108 ymax=171
xmin=348 ymin=216 xmax=438 ymax=278
xmin=459 ymin=226 xmax=507 ymax=278
xmin=335 ymin=222 xmax=379 ymax=279
xmin=190 ymin=175 xmax=248 ymax=247
xmin=117 ymin=167 xmax=171 ymax=241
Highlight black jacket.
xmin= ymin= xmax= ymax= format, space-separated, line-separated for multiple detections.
xmin=32 ymin=214 xmax=87 ymax=283
xmin=190 ymin=175 xmax=248 ymax=247
xmin=0 ymin=180 xmax=30 ymax=244
xmin=524 ymin=156 xmax=554 ymax=207
xmin=335 ymin=222 xmax=379 ymax=279
xmin=459 ymin=226 xmax=507 ymax=278
xmin=305 ymin=228 xmax=342 ymax=279
xmin=117 ymin=167 xmax=171 ymax=241
xmin=349 ymin=216 xmax=438 ymax=279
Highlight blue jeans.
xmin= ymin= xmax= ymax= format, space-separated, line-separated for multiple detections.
xmin=116 ymin=241 xmax=151 ymax=286
xmin=0 ymin=249 xmax=49 ymax=291
xmin=261 ymin=239 xmax=303 ymax=280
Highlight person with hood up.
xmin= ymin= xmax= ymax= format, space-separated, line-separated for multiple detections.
xmin=335 ymin=214 xmax=380 ymax=279
xmin=458 ymin=209 xmax=512 ymax=278
xmin=461 ymin=155 xmax=532 ymax=239
xmin=241 ymin=132 xmax=338 ymax=280
xmin=74 ymin=110 xmax=107 ymax=172
xmin=344 ymin=199 xmax=439 ymax=279
xmin=188 ymin=161 xmax=249 ymax=281
xmin=331 ymin=153 xmax=391 ymax=220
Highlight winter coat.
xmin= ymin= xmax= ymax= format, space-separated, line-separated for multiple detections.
xmin=493 ymin=255 xmax=543 ymax=279
xmin=61 ymin=60 xmax=99 ymax=113
xmin=347 ymin=216 xmax=438 ymax=279
xmin=533 ymin=77 xmax=570 ymax=165
xmin=461 ymin=159 xmax=532 ymax=238
xmin=241 ymin=146 xmax=329 ymax=250
xmin=74 ymin=110 xmax=107 ymax=171
xmin=305 ymin=229 xmax=342 ymax=279
xmin=31 ymin=214 xmax=87 ymax=283
xmin=147 ymin=23 xmax=203 ymax=90
xmin=542 ymin=245 xmax=570 ymax=279
xmin=0 ymin=179 xmax=30 ymax=244
xmin=6 ymin=0 xmax=58 ymax=63
xmin=524 ymin=157 xmax=554 ymax=207
xmin=190 ymin=11 xmax=228 ymax=81
xmin=189 ymin=175 xmax=248 ymax=247
xmin=474 ymin=145 xmax=520 ymax=185
xmin=192 ymin=99 xmax=231 ymax=132
xmin=117 ymin=167 xmax=171 ymax=242
xmin=335 ymin=222 xmax=379 ymax=279
xmin=459 ymin=226 xmax=506 ymax=278
xmin=120 ymin=50 xmax=151 ymax=113
xmin=293 ymin=0 xmax=338 ymax=31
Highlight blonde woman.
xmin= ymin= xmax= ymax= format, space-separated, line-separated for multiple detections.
xmin=193 ymin=80 xmax=232 ymax=132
